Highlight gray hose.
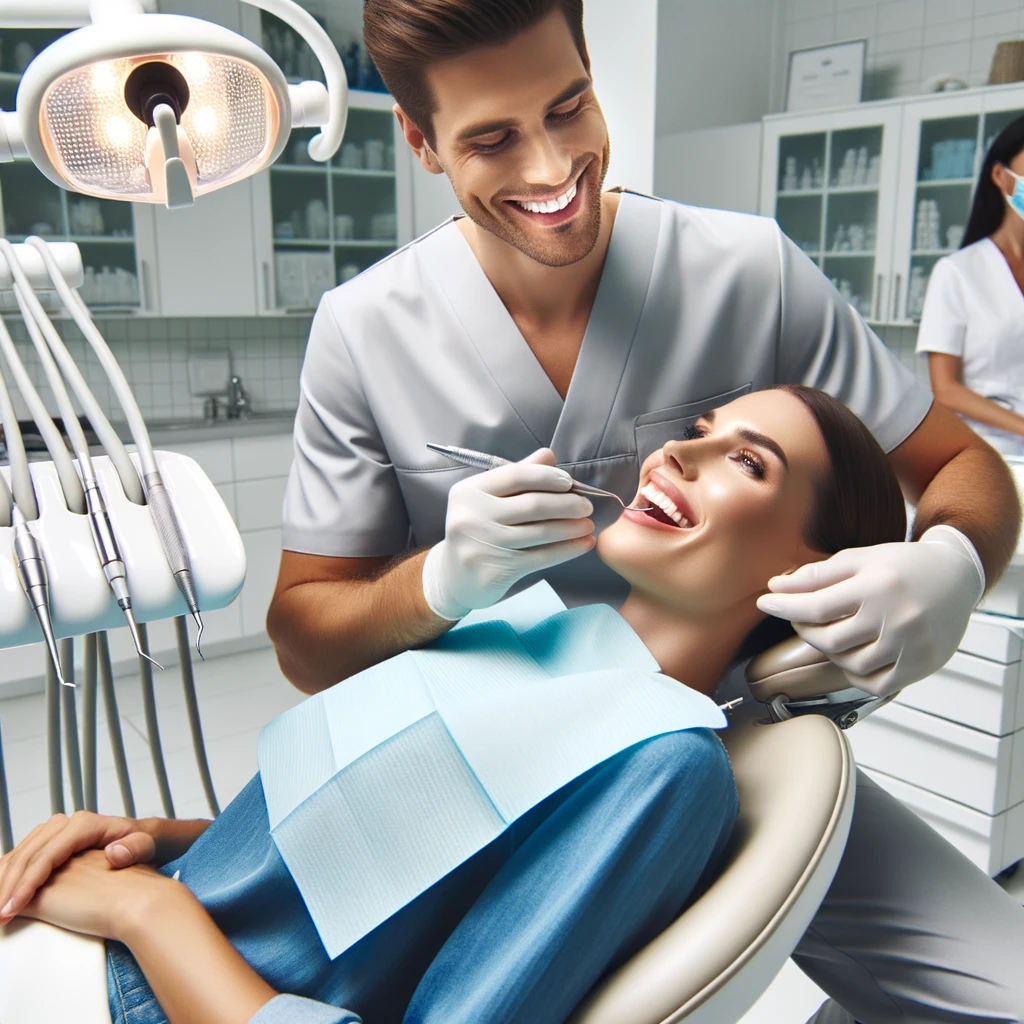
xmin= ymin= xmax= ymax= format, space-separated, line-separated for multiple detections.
xmin=82 ymin=633 xmax=98 ymax=812
xmin=0 ymin=360 xmax=34 ymax=521
xmin=137 ymin=622 xmax=174 ymax=818
xmin=97 ymin=632 xmax=134 ymax=818
xmin=175 ymin=616 xmax=219 ymax=817
xmin=45 ymin=654 xmax=64 ymax=815
xmin=0 ymin=316 xmax=84 ymax=513
xmin=60 ymin=637 xmax=84 ymax=812
xmin=0 ymin=718 xmax=13 ymax=853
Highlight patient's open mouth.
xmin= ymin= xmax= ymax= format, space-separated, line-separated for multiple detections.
xmin=636 ymin=483 xmax=693 ymax=528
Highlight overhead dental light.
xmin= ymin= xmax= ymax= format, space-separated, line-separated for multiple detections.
xmin=0 ymin=0 xmax=348 ymax=208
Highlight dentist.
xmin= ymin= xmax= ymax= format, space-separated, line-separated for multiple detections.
xmin=266 ymin=2 xmax=1024 ymax=1022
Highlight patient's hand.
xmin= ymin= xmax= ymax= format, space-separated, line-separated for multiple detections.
xmin=0 ymin=811 xmax=157 ymax=926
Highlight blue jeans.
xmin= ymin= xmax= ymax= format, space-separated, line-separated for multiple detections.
xmin=107 ymin=728 xmax=738 ymax=1024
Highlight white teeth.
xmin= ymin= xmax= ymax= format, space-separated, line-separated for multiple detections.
xmin=639 ymin=484 xmax=692 ymax=528
xmin=517 ymin=181 xmax=577 ymax=214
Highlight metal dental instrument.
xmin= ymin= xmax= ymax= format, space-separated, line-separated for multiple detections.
xmin=426 ymin=443 xmax=655 ymax=511
xmin=176 ymin=615 xmax=220 ymax=817
xmin=12 ymin=504 xmax=68 ymax=688
xmin=7 ymin=273 xmax=159 ymax=666
xmin=28 ymin=238 xmax=205 ymax=656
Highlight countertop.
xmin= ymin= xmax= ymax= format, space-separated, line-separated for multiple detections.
xmin=132 ymin=411 xmax=297 ymax=447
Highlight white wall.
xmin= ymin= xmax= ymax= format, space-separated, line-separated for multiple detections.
xmin=586 ymin=0 xmax=659 ymax=191
xmin=778 ymin=0 xmax=1024 ymax=103
xmin=656 ymin=0 xmax=783 ymax=136
xmin=654 ymin=122 xmax=763 ymax=212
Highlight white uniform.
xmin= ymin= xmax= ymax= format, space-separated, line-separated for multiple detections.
xmin=284 ymin=190 xmax=931 ymax=608
xmin=282 ymin=191 xmax=1024 ymax=1023
xmin=916 ymin=237 xmax=1024 ymax=454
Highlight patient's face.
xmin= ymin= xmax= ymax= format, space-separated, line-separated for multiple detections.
xmin=598 ymin=390 xmax=828 ymax=616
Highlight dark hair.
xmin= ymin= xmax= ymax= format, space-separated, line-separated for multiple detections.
xmin=962 ymin=113 xmax=1024 ymax=248
xmin=363 ymin=0 xmax=588 ymax=148
xmin=735 ymin=385 xmax=907 ymax=661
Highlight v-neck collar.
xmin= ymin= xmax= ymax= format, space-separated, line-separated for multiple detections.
xmin=420 ymin=191 xmax=663 ymax=457
xmin=983 ymin=237 xmax=1024 ymax=312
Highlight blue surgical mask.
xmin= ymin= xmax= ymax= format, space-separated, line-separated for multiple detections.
xmin=1003 ymin=166 xmax=1024 ymax=222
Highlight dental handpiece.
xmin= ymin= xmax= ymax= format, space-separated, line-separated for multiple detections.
xmin=11 ymin=507 xmax=68 ymax=687
xmin=82 ymin=479 xmax=161 ymax=669
xmin=143 ymin=470 xmax=204 ymax=658
xmin=425 ymin=443 xmax=654 ymax=511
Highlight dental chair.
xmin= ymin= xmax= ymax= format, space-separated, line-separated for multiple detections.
xmin=572 ymin=638 xmax=892 ymax=1024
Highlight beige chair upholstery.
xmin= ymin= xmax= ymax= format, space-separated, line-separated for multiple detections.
xmin=746 ymin=635 xmax=848 ymax=703
xmin=570 ymin=710 xmax=855 ymax=1024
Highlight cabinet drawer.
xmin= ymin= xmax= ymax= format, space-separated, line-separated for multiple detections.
xmin=848 ymin=702 xmax=1019 ymax=815
xmin=895 ymin=649 xmax=1021 ymax=736
xmin=961 ymin=613 xmax=1023 ymax=664
xmin=233 ymin=435 xmax=294 ymax=481
xmin=240 ymin=527 xmax=282 ymax=637
xmin=156 ymin=440 xmax=234 ymax=484
xmin=861 ymin=767 xmax=1024 ymax=877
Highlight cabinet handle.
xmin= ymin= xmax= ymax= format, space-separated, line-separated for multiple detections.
xmin=262 ymin=261 xmax=272 ymax=312
xmin=890 ymin=273 xmax=902 ymax=322
xmin=139 ymin=258 xmax=153 ymax=312
xmin=873 ymin=273 xmax=882 ymax=321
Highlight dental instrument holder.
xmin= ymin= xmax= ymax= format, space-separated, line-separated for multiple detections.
xmin=0 ymin=452 xmax=245 ymax=648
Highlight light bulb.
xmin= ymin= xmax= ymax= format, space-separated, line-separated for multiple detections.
xmin=106 ymin=116 xmax=132 ymax=148
xmin=90 ymin=61 xmax=120 ymax=96
xmin=179 ymin=52 xmax=210 ymax=84
xmin=193 ymin=107 xmax=217 ymax=135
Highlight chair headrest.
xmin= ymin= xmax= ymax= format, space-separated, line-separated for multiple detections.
xmin=745 ymin=635 xmax=849 ymax=703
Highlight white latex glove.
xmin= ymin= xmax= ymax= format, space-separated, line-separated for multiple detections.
xmin=422 ymin=448 xmax=596 ymax=620
xmin=755 ymin=525 xmax=985 ymax=697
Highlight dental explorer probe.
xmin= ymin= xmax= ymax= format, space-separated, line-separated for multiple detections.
xmin=27 ymin=238 xmax=205 ymax=656
xmin=426 ymin=443 xmax=655 ymax=511
xmin=9 ymin=278 xmax=159 ymax=666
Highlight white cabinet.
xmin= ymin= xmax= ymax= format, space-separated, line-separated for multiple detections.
xmin=761 ymin=103 xmax=903 ymax=323
xmin=761 ymin=83 xmax=1024 ymax=328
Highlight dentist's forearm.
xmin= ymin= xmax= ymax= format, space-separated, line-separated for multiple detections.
xmin=268 ymin=548 xmax=453 ymax=694
xmin=118 ymin=884 xmax=277 ymax=1024
xmin=911 ymin=437 xmax=1021 ymax=589
xmin=932 ymin=379 xmax=1024 ymax=438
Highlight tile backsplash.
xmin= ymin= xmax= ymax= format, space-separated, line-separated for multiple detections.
xmin=3 ymin=315 xmax=312 ymax=425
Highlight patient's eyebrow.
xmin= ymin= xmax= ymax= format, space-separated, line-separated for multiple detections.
xmin=737 ymin=428 xmax=789 ymax=470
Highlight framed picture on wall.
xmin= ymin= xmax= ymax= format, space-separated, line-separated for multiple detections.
xmin=786 ymin=40 xmax=866 ymax=112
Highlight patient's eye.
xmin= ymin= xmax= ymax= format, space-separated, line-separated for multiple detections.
xmin=682 ymin=423 xmax=707 ymax=441
xmin=736 ymin=450 xmax=766 ymax=480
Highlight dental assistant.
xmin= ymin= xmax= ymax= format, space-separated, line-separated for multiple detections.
xmin=918 ymin=113 xmax=1024 ymax=455
xmin=267 ymin=2 xmax=1024 ymax=1023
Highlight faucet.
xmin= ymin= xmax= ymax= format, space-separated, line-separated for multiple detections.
xmin=227 ymin=374 xmax=252 ymax=420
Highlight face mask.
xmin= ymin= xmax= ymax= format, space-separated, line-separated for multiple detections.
xmin=1003 ymin=166 xmax=1024 ymax=222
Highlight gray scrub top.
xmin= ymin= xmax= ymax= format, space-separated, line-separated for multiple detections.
xmin=282 ymin=190 xmax=933 ymax=609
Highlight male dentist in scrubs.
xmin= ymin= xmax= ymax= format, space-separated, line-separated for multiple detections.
xmin=268 ymin=1 xmax=1024 ymax=1021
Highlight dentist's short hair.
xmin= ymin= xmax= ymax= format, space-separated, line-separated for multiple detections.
xmin=363 ymin=0 xmax=588 ymax=148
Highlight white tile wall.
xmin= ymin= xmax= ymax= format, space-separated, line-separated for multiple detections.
xmin=875 ymin=323 xmax=933 ymax=387
xmin=781 ymin=0 xmax=1024 ymax=100
xmin=2 ymin=315 xmax=311 ymax=426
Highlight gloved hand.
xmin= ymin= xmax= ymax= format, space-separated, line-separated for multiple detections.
xmin=422 ymin=448 xmax=596 ymax=621
xmin=755 ymin=525 xmax=986 ymax=698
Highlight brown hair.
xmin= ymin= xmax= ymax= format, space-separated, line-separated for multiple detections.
xmin=363 ymin=0 xmax=588 ymax=148
xmin=736 ymin=384 xmax=907 ymax=661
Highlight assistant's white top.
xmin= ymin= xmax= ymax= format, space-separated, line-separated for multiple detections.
xmin=916 ymin=238 xmax=1024 ymax=448
xmin=283 ymin=190 xmax=933 ymax=609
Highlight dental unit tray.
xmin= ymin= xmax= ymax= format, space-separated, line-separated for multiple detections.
xmin=0 ymin=452 xmax=245 ymax=648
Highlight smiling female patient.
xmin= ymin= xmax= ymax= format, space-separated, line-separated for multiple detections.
xmin=0 ymin=385 xmax=906 ymax=1024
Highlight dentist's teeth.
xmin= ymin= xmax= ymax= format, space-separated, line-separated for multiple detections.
xmin=517 ymin=181 xmax=577 ymax=215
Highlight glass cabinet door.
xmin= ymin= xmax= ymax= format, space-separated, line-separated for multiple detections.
xmin=764 ymin=106 xmax=901 ymax=324
xmin=0 ymin=27 xmax=142 ymax=310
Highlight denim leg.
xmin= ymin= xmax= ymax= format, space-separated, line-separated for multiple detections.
xmin=403 ymin=728 xmax=739 ymax=1024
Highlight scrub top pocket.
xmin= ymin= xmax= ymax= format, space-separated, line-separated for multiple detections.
xmin=634 ymin=384 xmax=752 ymax=464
